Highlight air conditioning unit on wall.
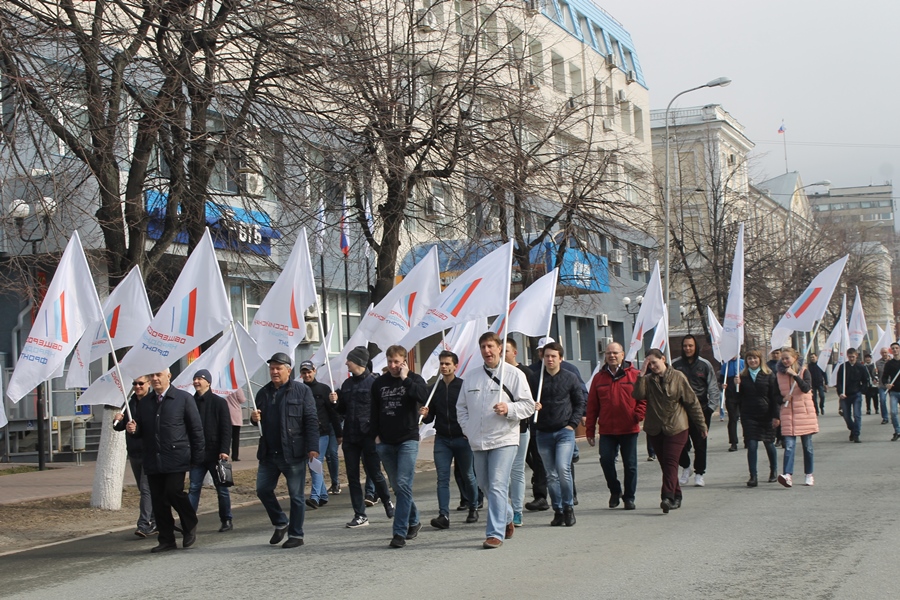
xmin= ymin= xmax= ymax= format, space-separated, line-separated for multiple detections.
xmin=609 ymin=248 xmax=624 ymax=264
xmin=597 ymin=313 xmax=609 ymax=327
xmin=600 ymin=336 xmax=614 ymax=348
xmin=305 ymin=321 xmax=321 ymax=343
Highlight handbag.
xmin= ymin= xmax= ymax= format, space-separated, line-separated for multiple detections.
xmin=215 ymin=458 xmax=234 ymax=487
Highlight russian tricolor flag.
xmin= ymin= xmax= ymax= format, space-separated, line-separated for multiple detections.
xmin=340 ymin=193 xmax=350 ymax=257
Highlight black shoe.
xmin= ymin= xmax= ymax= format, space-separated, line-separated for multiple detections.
xmin=573 ymin=496 xmax=578 ymax=506
xmin=550 ymin=511 xmax=565 ymax=526
xmin=671 ymin=498 xmax=682 ymax=510
xmin=623 ymin=499 xmax=636 ymax=510
xmin=867 ymin=410 xmax=871 ymax=415
xmin=430 ymin=514 xmax=450 ymax=529
xmin=384 ymin=500 xmax=395 ymax=519
xmin=282 ymin=537 xmax=304 ymax=549
xmin=728 ymin=444 xmax=738 ymax=452
xmin=364 ymin=496 xmax=377 ymax=507
xmin=525 ymin=498 xmax=550 ymax=512
xmin=182 ymin=526 xmax=197 ymax=549
xmin=269 ymin=525 xmax=288 ymax=545
xmin=477 ymin=501 xmax=484 ymax=509
xmin=892 ymin=433 xmax=900 ymax=441
xmin=318 ymin=498 xmax=328 ymax=507
xmin=660 ymin=499 xmax=672 ymax=514
xmin=134 ymin=528 xmax=149 ymax=538
xmin=329 ymin=483 xmax=342 ymax=495
xmin=609 ymin=493 xmax=621 ymax=509
xmin=406 ymin=522 xmax=422 ymax=540
xmin=563 ymin=506 xmax=575 ymax=527
xmin=389 ymin=534 xmax=406 ymax=548
xmin=305 ymin=498 xmax=319 ymax=509
xmin=150 ymin=542 xmax=178 ymax=553
xmin=218 ymin=520 xmax=233 ymax=532
xmin=747 ymin=476 xmax=758 ymax=488
xmin=854 ymin=436 xmax=862 ymax=443
xmin=466 ymin=508 xmax=479 ymax=523
xmin=768 ymin=471 xmax=778 ymax=483
xmin=882 ymin=419 xmax=890 ymax=424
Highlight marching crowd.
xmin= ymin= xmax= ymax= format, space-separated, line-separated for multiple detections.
xmin=114 ymin=333 xmax=897 ymax=553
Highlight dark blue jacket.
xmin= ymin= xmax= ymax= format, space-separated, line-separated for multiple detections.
xmin=254 ymin=380 xmax=319 ymax=463
xmin=336 ymin=370 xmax=377 ymax=443
xmin=529 ymin=367 xmax=585 ymax=432
xmin=194 ymin=389 xmax=232 ymax=464
xmin=113 ymin=392 xmax=148 ymax=458
xmin=132 ymin=387 xmax=204 ymax=475
xmin=422 ymin=376 xmax=465 ymax=438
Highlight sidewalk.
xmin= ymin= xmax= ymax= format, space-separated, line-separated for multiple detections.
xmin=0 ymin=459 xmax=260 ymax=505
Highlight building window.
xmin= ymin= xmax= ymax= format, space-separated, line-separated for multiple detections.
xmin=230 ymin=279 xmax=271 ymax=328
xmin=551 ymin=52 xmax=566 ymax=94
xmin=327 ymin=292 xmax=366 ymax=347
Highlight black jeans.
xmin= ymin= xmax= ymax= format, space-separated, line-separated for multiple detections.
xmin=680 ymin=406 xmax=714 ymax=475
xmin=525 ymin=430 xmax=547 ymax=500
xmin=342 ymin=437 xmax=391 ymax=517
xmin=147 ymin=471 xmax=198 ymax=545
xmin=725 ymin=396 xmax=741 ymax=446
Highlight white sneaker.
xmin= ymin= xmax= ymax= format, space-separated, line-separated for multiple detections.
xmin=777 ymin=473 xmax=793 ymax=488
xmin=804 ymin=474 xmax=814 ymax=486
xmin=694 ymin=474 xmax=705 ymax=487
xmin=679 ymin=466 xmax=693 ymax=485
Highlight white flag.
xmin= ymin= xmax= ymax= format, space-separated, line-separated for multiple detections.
xmin=400 ymin=242 xmax=513 ymax=350
xmin=309 ymin=324 xmax=335 ymax=371
xmin=827 ymin=295 xmax=850 ymax=387
xmin=172 ymin=323 xmax=264 ymax=397
xmin=707 ymin=306 xmax=725 ymax=363
xmin=7 ymin=232 xmax=104 ymax=403
xmin=718 ymin=224 xmax=744 ymax=362
xmin=873 ymin=323 xmax=893 ymax=355
xmin=420 ymin=318 xmax=487 ymax=381
xmin=847 ymin=287 xmax=868 ymax=351
xmin=357 ymin=246 xmax=440 ymax=351
xmin=252 ymin=229 xmax=318 ymax=361
xmin=771 ymin=255 xmax=848 ymax=351
xmin=66 ymin=267 xmax=152 ymax=389
xmin=118 ymin=228 xmax=231 ymax=379
xmin=625 ymin=261 xmax=665 ymax=362
xmin=76 ymin=365 xmax=129 ymax=407
xmin=489 ymin=268 xmax=558 ymax=338
xmin=649 ymin=305 xmax=669 ymax=355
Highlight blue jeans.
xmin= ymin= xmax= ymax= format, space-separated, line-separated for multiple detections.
xmin=880 ymin=388 xmax=890 ymax=421
xmin=472 ymin=445 xmax=517 ymax=540
xmin=890 ymin=392 xmax=900 ymax=434
xmin=327 ymin=430 xmax=340 ymax=486
xmin=188 ymin=462 xmax=232 ymax=522
xmin=308 ymin=435 xmax=330 ymax=502
xmin=840 ymin=393 xmax=862 ymax=438
xmin=812 ymin=385 xmax=826 ymax=414
xmin=535 ymin=428 xmax=576 ymax=511
xmin=782 ymin=435 xmax=813 ymax=475
xmin=256 ymin=454 xmax=308 ymax=539
xmin=377 ymin=440 xmax=420 ymax=537
xmin=509 ymin=430 xmax=530 ymax=514
xmin=746 ymin=439 xmax=777 ymax=478
xmin=433 ymin=435 xmax=477 ymax=517
xmin=598 ymin=433 xmax=638 ymax=502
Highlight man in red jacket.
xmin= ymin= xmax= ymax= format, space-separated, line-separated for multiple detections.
xmin=585 ymin=342 xmax=645 ymax=510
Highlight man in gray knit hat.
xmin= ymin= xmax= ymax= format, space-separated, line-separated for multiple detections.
xmin=330 ymin=346 xmax=395 ymax=529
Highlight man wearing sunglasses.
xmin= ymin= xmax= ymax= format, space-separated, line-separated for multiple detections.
xmin=114 ymin=376 xmax=156 ymax=537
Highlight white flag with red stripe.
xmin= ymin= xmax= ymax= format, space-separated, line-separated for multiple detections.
xmin=420 ymin=318 xmax=487 ymax=381
xmin=172 ymin=323 xmax=263 ymax=396
xmin=770 ymin=255 xmax=848 ymax=351
xmin=489 ymin=268 xmax=558 ymax=338
xmin=649 ymin=305 xmax=669 ymax=355
xmin=625 ymin=261 xmax=665 ymax=363
xmin=400 ymin=242 xmax=513 ymax=350
xmin=7 ymin=231 xmax=104 ymax=403
xmin=66 ymin=266 xmax=152 ymax=389
xmin=118 ymin=228 xmax=231 ymax=379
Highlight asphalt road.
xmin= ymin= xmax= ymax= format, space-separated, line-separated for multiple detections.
xmin=2 ymin=408 xmax=898 ymax=600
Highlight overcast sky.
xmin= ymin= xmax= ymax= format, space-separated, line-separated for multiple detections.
xmin=601 ymin=0 xmax=899 ymax=190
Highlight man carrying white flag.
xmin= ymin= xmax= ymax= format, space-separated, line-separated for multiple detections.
xmin=718 ymin=224 xmax=744 ymax=364
xmin=625 ymin=261 xmax=665 ymax=363
xmin=67 ymin=266 xmax=153 ymax=389
xmin=172 ymin=323 xmax=264 ymax=396
xmin=7 ymin=231 xmax=104 ymax=403
xmin=118 ymin=228 xmax=231 ymax=379
xmin=358 ymin=246 xmax=440 ymax=351
xmin=251 ymin=228 xmax=318 ymax=361
xmin=489 ymin=268 xmax=558 ymax=339
xmin=848 ymin=287 xmax=868 ymax=352
xmin=770 ymin=255 xmax=848 ymax=351
xmin=399 ymin=242 xmax=513 ymax=350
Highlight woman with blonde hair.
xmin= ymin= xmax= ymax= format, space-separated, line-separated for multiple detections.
xmin=734 ymin=350 xmax=780 ymax=487
xmin=633 ymin=349 xmax=707 ymax=513
xmin=776 ymin=347 xmax=818 ymax=487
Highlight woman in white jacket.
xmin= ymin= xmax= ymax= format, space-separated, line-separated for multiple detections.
xmin=457 ymin=332 xmax=535 ymax=549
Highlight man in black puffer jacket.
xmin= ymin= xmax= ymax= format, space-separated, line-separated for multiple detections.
xmin=186 ymin=369 xmax=233 ymax=533
xmin=332 ymin=346 xmax=394 ymax=529
xmin=126 ymin=368 xmax=204 ymax=553
xmin=529 ymin=342 xmax=585 ymax=527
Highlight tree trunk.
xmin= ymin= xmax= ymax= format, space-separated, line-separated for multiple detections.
xmin=90 ymin=408 xmax=127 ymax=510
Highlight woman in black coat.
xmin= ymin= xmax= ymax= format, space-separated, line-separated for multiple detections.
xmin=734 ymin=350 xmax=781 ymax=487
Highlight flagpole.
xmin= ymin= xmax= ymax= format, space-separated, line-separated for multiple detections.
xmin=230 ymin=320 xmax=261 ymax=434
xmin=315 ymin=297 xmax=335 ymax=391
xmin=418 ymin=378 xmax=441 ymax=425
xmin=498 ymin=248 xmax=514 ymax=414
xmin=533 ymin=309 xmax=554 ymax=423
xmin=320 ymin=255 xmax=329 ymax=334
xmin=90 ymin=279 xmax=132 ymax=421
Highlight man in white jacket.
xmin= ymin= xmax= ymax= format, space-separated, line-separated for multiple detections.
xmin=457 ymin=332 xmax=535 ymax=549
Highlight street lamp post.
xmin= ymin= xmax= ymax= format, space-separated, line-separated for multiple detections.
xmin=623 ymin=294 xmax=643 ymax=361
xmin=663 ymin=77 xmax=732 ymax=306
xmin=11 ymin=196 xmax=56 ymax=471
